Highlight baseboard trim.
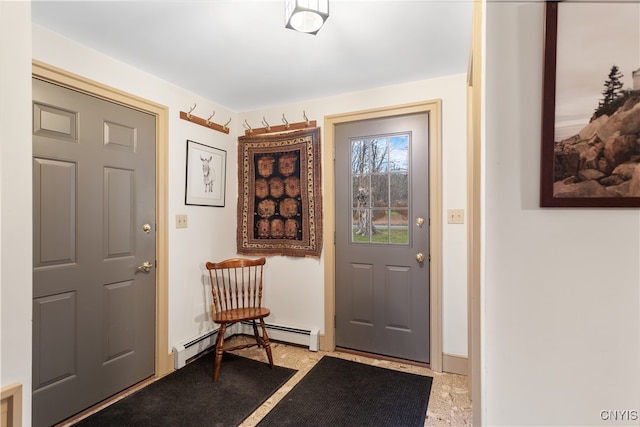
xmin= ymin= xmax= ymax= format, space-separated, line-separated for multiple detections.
xmin=443 ymin=353 xmax=468 ymax=376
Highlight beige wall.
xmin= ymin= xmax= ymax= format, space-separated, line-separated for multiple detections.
xmin=0 ymin=2 xmax=33 ymax=424
xmin=483 ymin=2 xmax=640 ymax=425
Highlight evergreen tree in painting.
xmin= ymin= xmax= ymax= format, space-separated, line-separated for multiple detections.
xmin=595 ymin=65 xmax=625 ymax=116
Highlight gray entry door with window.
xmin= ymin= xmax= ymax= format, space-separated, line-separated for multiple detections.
xmin=335 ymin=112 xmax=430 ymax=363
xmin=32 ymin=78 xmax=156 ymax=427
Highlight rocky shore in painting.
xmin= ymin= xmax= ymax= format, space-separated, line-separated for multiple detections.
xmin=554 ymin=94 xmax=640 ymax=197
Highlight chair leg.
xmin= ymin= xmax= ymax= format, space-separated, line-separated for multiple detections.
xmin=259 ymin=318 xmax=274 ymax=369
xmin=213 ymin=323 xmax=227 ymax=381
xmin=252 ymin=320 xmax=262 ymax=348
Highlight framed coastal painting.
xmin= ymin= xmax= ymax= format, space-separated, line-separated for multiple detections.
xmin=540 ymin=1 xmax=640 ymax=207
xmin=185 ymin=140 xmax=226 ymax=207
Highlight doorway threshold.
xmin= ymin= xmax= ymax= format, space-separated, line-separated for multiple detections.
xmin=335 ymin=346 xmax=431 ymax=369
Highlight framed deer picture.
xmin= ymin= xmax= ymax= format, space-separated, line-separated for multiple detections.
xmin=185 ymin=140 xmax=226 ymax=207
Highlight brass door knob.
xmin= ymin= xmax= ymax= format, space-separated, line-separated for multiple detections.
xmin=416 ymin=253 xmax=425 ymax=263
xmin=138 ymin=261 xmax=153 ymax=272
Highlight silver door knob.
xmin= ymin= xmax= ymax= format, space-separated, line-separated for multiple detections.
xmin=416 ymin=253 xmax=425 ymax=263
xmin=138 ymin=261 xmax=153 ymax=272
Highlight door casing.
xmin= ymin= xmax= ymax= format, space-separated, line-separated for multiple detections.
xmin=322 ymin=101 xmax=443 ymax=371
xmin=32 ymin=60 xmax=173 ymax=379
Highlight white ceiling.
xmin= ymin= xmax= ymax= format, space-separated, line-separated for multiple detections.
xmin=32 ymin=0 xmax=473 ymax=112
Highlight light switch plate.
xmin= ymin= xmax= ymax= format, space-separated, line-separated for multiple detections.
xmin=176 ymin=214 xmax=188 ymax=228
xmin=447 ymin=209 xmax=464 ymax=224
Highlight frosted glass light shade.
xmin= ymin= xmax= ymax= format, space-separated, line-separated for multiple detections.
xmin=285 ymin=0 xmax=329 ymax=35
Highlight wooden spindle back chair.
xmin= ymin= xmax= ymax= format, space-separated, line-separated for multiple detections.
xmin=205 ymin=257 xmax=273 ymax=381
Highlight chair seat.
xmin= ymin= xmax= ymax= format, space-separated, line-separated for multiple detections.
xmin=213 ymin=307 xmax=271 ymax=324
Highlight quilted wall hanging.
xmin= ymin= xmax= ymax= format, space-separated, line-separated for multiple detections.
xmin=237 ymin=127 xmax=323 ymax=257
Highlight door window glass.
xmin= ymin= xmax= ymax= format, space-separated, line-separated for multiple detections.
xmin=351 ymin=134 xmax=410 ymax=244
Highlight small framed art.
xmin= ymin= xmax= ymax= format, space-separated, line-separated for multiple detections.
xmin=185 ymin=140 xmax=226 ymax=207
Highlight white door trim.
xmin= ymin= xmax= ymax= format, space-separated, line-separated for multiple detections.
xmin=322 ymin=100 xmax=443 ymax=372
xmin=32 ymin=60 xmax=173 ymax=378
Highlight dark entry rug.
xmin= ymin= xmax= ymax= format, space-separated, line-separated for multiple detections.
xmin=257 ymin=356 xmax=433 ymax=427
xmin=74 ymin=352 xmax=296 ymax=427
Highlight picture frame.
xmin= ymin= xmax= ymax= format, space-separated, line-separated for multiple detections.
xmin=541 ymin=1 xmax=640 ymax=207
xmin=185 ymin=140 xmax=226 ymax=207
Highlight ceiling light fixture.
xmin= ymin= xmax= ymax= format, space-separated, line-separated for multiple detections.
xmin=285 ymin=0 xmax=329 ymax=35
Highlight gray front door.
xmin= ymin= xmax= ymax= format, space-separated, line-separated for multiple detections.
xmin=32 ymin=78 xmax=156 ymax=426
xmin=335 ymin=112 xmax=430 ymax=363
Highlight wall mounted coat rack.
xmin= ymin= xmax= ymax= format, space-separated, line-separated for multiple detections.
xmin=179 ymin=104 xmax=231 ymax=134
xmin=243 ymin=111 xmax=316 ymax=136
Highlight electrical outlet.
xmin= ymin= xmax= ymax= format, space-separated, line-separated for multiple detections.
xmin=176 ymin=214 xmax=188 ymax=228
xmin=447 ymin=209 xmax=464 ymax=224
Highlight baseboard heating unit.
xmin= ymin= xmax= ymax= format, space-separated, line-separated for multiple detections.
xmin=239 ymin=322 xmax=320 ymax=351
xmin=172 ymin=328 xmax=220 ymax=369
xmin=172 ymin=323 xmax=319 ymax=370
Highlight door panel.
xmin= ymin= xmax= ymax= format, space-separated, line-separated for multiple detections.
xmin=386 ymin=265 xmax=411 ymax=330
xmin=350 ymin=263 xmax=374 ymax=324
xmin=33 ymin=292 xmax=76 ymax=388
xmin=335 ymin=112 xmax=430 ymax=363
xmin=104 ymin=167 xmax=134 ymax=257
xmin=32 ymin=78 xmax=156 ymax=427
xmin=103 ymin=280 xmax=135 ymax=361
xmin=33 ymin=158 xmax=76 ymax=267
